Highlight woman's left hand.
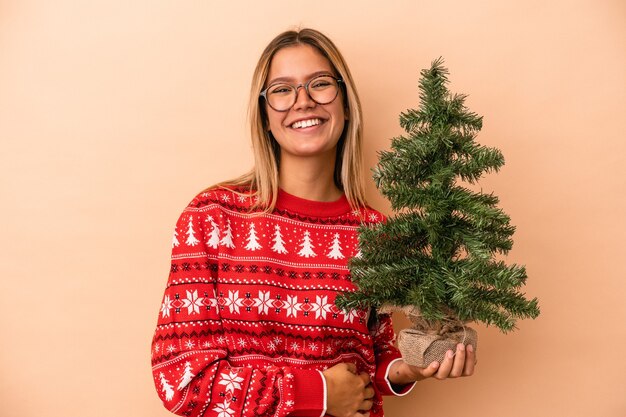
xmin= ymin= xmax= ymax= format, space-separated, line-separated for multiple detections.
xmin=388 ymin=343 xmax=477 ymax=385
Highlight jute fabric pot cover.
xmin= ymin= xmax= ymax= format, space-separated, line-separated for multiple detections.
xmin=380 ymin=304 xmax=478 ymax=368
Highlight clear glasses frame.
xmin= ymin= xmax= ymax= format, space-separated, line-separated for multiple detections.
xmin=259 ymin=75 xmax=344 ymax=112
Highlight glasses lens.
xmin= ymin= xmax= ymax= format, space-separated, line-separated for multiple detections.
xmin=267 ymin=84 xmax=296 ymax=111
xmin=264 ymin=76 xmax=341 ymax=111
xmin=308 ymin=76 xmax=339 ymax=105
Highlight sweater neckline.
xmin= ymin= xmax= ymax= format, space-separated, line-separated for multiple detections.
xmin=275 ymin=188 xmax=351 ymax=218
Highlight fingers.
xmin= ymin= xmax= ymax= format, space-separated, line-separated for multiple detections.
xmin=449 ymin=344 xmax=466 ymax=377
xmin=345 ymin=362 xmax=357 ymax=374
xmin=435 ymin=348 xmax=454 ymax=379
xmin=323 ymin=363 xmax=375 ymax=417
xmin=463 ymin=344 xmax=476 ymax=376
xmin=360 ymin=398 xmax=374 ymax=411
xmin=360 ymin=382 xmax=375 ymax=412
xmin=358 ymin=371 xmax=371 ymax=385
xmin=419 ymin=361 xmax=440 ymax=379
xmin=434 ymin=343 xmax=476 ymax=379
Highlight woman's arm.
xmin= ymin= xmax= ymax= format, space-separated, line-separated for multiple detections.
xmin=369 ymin=314 xmax=416 ymax=396
xmin=151 ymin=202 xmax=325 ymax=417
xmin=387 ymin=343 xmax=477 ymax=385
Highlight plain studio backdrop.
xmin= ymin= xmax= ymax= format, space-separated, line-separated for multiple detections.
xmin=1 ymin=1 xmax=624 ymax=416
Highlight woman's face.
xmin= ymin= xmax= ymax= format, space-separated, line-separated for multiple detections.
xmin=264 ymin=44 xmax=347 ymax=162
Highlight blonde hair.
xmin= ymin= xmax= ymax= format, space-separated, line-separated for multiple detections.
xmin=217 ymin=28 xmax=367 ymax=212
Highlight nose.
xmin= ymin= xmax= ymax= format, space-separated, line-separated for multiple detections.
xmin=292 ymin=85 xmax=315 ymax=110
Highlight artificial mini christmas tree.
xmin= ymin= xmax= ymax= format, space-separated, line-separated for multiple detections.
xmin=337 ymin=58 xmax=540 ymax=367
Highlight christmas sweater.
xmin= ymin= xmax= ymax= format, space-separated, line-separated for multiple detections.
xmin=151 ymin=187 xmax=414 ymax=417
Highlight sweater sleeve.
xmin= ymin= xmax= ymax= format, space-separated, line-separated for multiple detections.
xmin=151 ymin=203 xmax=326 ymax=417
xmin=371 ymin=313 xmax=416 ymax=396
xmin=361 ymin=211 xmax=415 ymax=396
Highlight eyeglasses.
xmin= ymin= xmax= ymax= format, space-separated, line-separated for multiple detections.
xmin=260 ymin=75 xmax=344 ymax=112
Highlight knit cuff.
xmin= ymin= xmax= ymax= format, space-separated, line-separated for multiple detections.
xmin=384 ymin=358 xmax=416 ymax=396
xmin=291 ymin=369 xmax=326 ymax=417
xmin=374 ymin=353 xmax=416 ymax=396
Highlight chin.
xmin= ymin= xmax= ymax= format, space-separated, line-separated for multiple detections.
xmin=282 ymin=144 xmax=336 ymax=158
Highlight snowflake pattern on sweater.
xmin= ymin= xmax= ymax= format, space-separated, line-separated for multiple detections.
xmin=151 ymin=188 xmax=409 ymax=417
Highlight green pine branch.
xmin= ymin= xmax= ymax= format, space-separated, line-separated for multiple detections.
xmin=336 ymin=58 xmax=540 ymax=332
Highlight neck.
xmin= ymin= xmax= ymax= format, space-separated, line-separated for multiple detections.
xmin=278 ymin=152 xmax=342 ymax=202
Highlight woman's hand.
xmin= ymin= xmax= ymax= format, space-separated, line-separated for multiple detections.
xmin=388 ymin=343 xmax=477 ymax=385
xmin=322 ymin=362 xmax=375 ymax=417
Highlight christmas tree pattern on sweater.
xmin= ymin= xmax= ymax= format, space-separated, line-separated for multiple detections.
xmin=151 ymin=188 xmax=410 ymax=417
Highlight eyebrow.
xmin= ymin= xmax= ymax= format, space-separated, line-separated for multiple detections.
xmin=266 ymin=71 xmax=335 ymax=86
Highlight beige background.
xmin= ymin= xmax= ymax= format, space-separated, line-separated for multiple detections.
xmin=1 ymin=1 xmax=625 ymax=416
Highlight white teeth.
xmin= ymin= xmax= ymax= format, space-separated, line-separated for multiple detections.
xmin=291 ymin=118 xmax=322 ymax=129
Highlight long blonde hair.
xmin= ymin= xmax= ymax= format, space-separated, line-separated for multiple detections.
xmin=217 ymin=28 xmax=367 ymax=212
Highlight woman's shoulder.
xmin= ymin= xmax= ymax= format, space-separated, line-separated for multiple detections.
xmin=184 ymin=185 xmax=257 ymax=212
xmin=350 ymin=204 xmax=387 ymax=226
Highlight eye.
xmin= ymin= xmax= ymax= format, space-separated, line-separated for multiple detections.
xmin=269 ymin=85 xmax=293 ymax=95
xmin=310 ymin=77 xmax=334 ymax=90
xmin=311 ymin=81 xmax=330 ymax=89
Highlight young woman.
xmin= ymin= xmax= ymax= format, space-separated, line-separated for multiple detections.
xmin=151 ymin=28 xmax=475 ymax=417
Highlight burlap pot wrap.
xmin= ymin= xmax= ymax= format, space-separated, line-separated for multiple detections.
xmin=379 ymin=304 xmax=478 ymax=368
xmin=397 ymin=326 xmax=477 ymax=367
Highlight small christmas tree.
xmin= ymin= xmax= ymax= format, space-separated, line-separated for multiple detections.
xmin=271 ymin=225 xmax=288 ymax=254
xmin=298 ymin=230 xmax=317 ymax=258
xmin=219 ymin=219 xmax=235 ymax=249
xmin=327 ymin=233 xmax=345 ymax=260
xmin=172 ymin=230 xmax=180 ymax=248
xmin=159 ymin=372 xmax=175 ymax=401
xmin=206 ymin=215 xmax=220 ymax=249
xmin=185 ymin=217 xmax=200 ymax=246
xmin=244 ymin=223 xmax=262 ymax=251
xmin=177 ymin=361 xmax=195 ymax=390
xmin=337 ymin=58 xmax=539 ymax=366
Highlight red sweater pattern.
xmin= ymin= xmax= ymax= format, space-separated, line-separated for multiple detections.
xmin=151 ymin=188 xmax=412 ymax=417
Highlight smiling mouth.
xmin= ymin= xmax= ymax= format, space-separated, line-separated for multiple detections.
xmin=290 ymin=118 xmax=323 ymax=129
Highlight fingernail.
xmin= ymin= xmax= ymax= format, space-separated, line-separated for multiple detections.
xmin=458 ymin=343 xmax=465 ymax=352
xmin=431 ymin=361 xmax=439 ymax=368
xmin=447 ymin=350 xmax=454 ymax=358
xmin=467 ymin=344 xmax=474 ymax=353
